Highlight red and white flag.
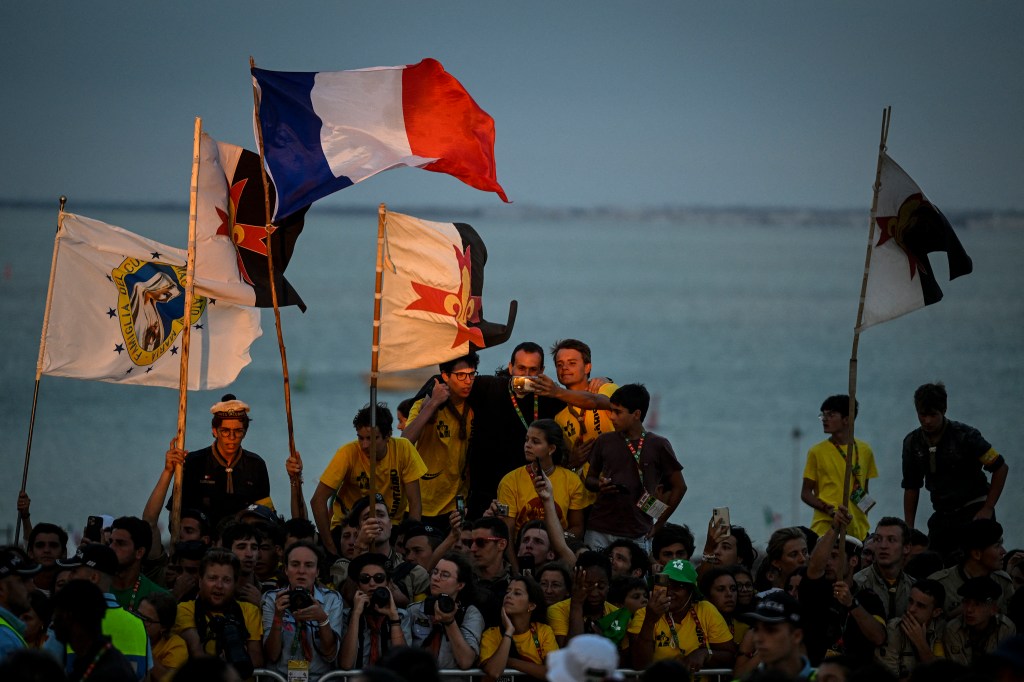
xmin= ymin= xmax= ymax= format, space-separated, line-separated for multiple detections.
xmin=377 ymin=210 xmax=515 ymax=373
xmin=858 ymin=153 xmax=973 ymax=331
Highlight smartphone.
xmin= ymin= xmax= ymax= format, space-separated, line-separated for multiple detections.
xmin=455 ymin=495 xmax=468 ymax=528
xmin=653 ymin=572 xmax=670 ymax=597
xmin=84 ymin=515 xmax=104 ymax=542
xmin=712 ymin=507 xmax=731 ymax=536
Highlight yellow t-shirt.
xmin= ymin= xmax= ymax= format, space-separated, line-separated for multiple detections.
xmin=406 ymin=398 xmax=472 ymax=516
xmin=554 ymin=383 xmax=618 ymax=508
xmin=546 ymin=599 xmax=629 ymax=649
xmin=802 ymin=438 xmax=879 ymax=540
xmin=497 ymin=466 xmax=585 ymax=536
xmin=172 ymin=600 xmax=263 ymax=656
xmin=627 ymin=602 xmax=732 ymax=663
xmin=319 ymin=437 xmax=428 ymax=526
xmin=152 ymin=633 xmax=188 ymax=678
xmin=480 ymin=623 xmax=559 ymax=664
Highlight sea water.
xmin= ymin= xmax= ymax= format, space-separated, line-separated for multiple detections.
xmin=1 ymin=204 xmax=1021 ymax=550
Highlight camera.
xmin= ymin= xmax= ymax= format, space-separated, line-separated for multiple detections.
xmin=424 ymin=593 xmax=456 ymax=615
xmin=371 ymin=586 xmax=392 ymax=609
xmin=288 ymin=587 xmax=315 ymax=611
xmin=495 ymin=502 xmax=510 ymax=517
xmin=207 ymin=614 xmax=254 ymax=678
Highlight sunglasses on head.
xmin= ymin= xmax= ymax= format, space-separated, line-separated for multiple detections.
xmin=472 ymin=537 xmax=504 ymax=548
xmin=358 ymin=572 xmax=387 ymax=585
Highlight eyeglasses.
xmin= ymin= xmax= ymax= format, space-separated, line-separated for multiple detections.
xmin=217 ymin=428 xmax=245 ymax=438
xmin=449 ymin=370 xmax=478 ymax=382
xmin=735 ymin=582 xmax=754 ymax=592
xmin=471 ymin=537 xmax=504 ymax=548
xmin=431 ymin=568 xmax=455 ymax=580
xmin=358 ymin=572 xmax=387 ymax=585
xmin=818 ymin=411 xmax=841 ymax=421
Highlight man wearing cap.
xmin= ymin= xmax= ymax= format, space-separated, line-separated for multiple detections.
xmin=902 ymin=382 xmax=1010 ymax=563
xmin=0 ymin=547 xmax=39 ymax=661
xmin=738 ymin=593 xmax=814 ymax=681
xmin=173 ymin=394 xmax=274 ymax=529
xmin=628 ymin=559 xmax=734 ymax=672
xmin=942 ymin=575 xmax=1017 ymax=665
xmin=927 ymin=518 xmax=1015 ymax=618
xmin=55 ymin=544 xmax=152 ymax=681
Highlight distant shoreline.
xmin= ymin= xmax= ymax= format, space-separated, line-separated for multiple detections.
xmin=2 ymin=198 xmax=1022 ymax=230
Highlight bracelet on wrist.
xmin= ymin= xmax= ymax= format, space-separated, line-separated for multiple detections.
xmin=388 ymin=618 xmax=402 ymax=627
xmin=701 ymin=554 xmax=718 ymax=564
xmin=503 ymin=632 xmax=514 ymax=640
xmin=318 ymin=617 xmax=330 ymax=628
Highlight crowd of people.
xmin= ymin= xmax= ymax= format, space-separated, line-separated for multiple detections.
xmin=1 ymin=339 xmax=1021 ymax=682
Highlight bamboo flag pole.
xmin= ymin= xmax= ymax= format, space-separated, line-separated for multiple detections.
xmin=16 ymin=197 xmax=67 ymax=545
xmin=839 ymin=106 xmax=891 ymax=579
xmin=367 ymin=203 xmax=388 ymax=505
xmin=250 ymin=56 xmax=298 ymax=460
xmin=170 ymin=116 xmax=204 ymax=545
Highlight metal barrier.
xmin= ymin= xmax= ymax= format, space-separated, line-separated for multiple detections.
xmin=315 ymin=668 xmax=735 ymax=681
xmin=253 ymin=670 xmax=288 ymax=682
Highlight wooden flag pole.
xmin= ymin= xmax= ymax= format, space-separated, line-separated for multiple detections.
xmin=250 ymin=56 xmax=298 ymax=460
xmin=367 ymin=203 xmax=388 ymax=505
xmin=16 ymin=197 xmax=67 ymax=545
xmin=170 ymin=116 xmax=204 ymax=545
xmin=839 ymin=106 xmax=891 ymax=580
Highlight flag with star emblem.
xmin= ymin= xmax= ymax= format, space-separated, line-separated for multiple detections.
xmin=252 ymin=58 xmax=508 ymax=221
xmin=858 ymin=153 xmax=973 ymax=331
xmin=40 ymin=212 xmax=261 ymax=389
xmin=197 ymin=133 xmax=307 ymax=311
xmin=377 ymin=210 xmax=516 ymax=372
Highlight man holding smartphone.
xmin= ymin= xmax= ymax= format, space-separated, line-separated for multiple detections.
xmin=585 ymin=384 xmax=687 ymax=553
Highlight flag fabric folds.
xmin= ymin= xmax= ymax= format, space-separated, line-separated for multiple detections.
xmin=858 ymin=153 xmax=973 ymax=331
xmin=197 ymin=133 xmax=308 ymax=311
xmin=377 ymin=210 xmax=516 ymax=373
xmin=252 ymin=58 xmax=508 ymax=220
xmin=41 ymin=213 xmax=262 ymax=389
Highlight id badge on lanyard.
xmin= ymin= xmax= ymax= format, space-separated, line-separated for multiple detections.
xmin=288 ymin=659 xmax=310 ymax=682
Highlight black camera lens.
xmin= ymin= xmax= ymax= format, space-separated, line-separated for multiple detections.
xmin=371 ymin=586 xmax=392 ymax=608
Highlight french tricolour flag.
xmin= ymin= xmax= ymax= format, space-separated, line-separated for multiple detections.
xmin=252 ymin=58 xmax=508 ymax=221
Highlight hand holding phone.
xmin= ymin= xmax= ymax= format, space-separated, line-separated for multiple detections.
xmin=712 ymin=507 xmax=731 ymax=537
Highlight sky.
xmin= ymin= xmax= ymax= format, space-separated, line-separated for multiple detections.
xmin=2 ymin=2 xmax=1023 ymax=212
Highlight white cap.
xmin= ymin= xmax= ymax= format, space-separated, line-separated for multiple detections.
xmin=546 ymin=634 xmax=622 ymax=682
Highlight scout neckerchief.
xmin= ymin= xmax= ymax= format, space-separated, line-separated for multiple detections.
xmin=445 ymin=401 xmax=470 ymax=440
xmin=288 ymin=617 xmax=314 ymax=662
xmin=508 ymin=386 xmax=539 ymax=429
xmin=211 ymin=443 xmax=241 ymax=494
xmin=566 ymin=405 xmax=602 ymax=438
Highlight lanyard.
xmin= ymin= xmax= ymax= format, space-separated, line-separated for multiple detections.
xmin=624 ymin=432 xmax=647 ymax=482
xmin=529 ymin=624 xmax=545 ymax=660
xmin=126 ymin=577 xmax=141 ymax=611
xmin=831 ymin=441 xmax=863 ymax=489
xmin=566 ymin=405 xmax=602 ymax=437
xmin=509 ymin=387 xmax=539 ymax=429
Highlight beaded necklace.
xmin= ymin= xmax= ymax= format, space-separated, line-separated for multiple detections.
xmin=508 ymin=386 xmax=539 ymax=429
xmin=126 ymin=576 xmax=141 ymax=611
xmin=79 ymin=640 xmax=114 ymax=682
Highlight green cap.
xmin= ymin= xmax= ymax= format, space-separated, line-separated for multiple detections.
xmin=660 ymin=558 xmax=701 ymax=597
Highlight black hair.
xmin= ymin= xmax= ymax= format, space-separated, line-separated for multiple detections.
xmin=905 ymin=551 xmax=945 ymax=581
xmin=220 ymin=521 xmax=263 ymax=550
xmin=283 ymin=518 xmax=317 ymax=542
xmin=606 ymin=539 xmax=652 ymax=577
xmin=473 ymin=516 xmax=510 ymax=542
xmin=728 ymin=526 xmax=758 ymax=569
xmin=346 ymin=494 xmax=388 ymax=529
xmin=527 ymin=418 xmax=566 ymax=466
xmin=378 ymin=646 xmax=441 ymax=682
xmin=653 ymin=523 xmax=696 ymax=560
xmin=913 ymin=382 xmax=947 ymax=413
xmin=550 ymin=339 xmax=592 ymax=367
xmin=52 ymin=579 xmax=107 ymax=631
xmin=26 ymin=590 xmax=53 ymax=630
xmin=610 ymin=383 xmax=651 ymax=420
xmin=396 ymin=397 xmax=418 ymax=420
xmin=284 ymin=539 xmax=324 ymax=568
xmin=27 ymin=523 xmax=68 ymax=554
xmin=354 ymin=402 xmax=394 ymax=439
xmin=171 ymin=540 xmax=208 ymax=562
xmin=537 ymin=561 xmax=573 ymax=593
xmin=911 ymin=579 xmax=946 ymax=610
xmin=180 ymin=508 xmax=211 ymax=536
xmin=111 ymin=516 xmax=153 ymax=557
xmin=509 ymin=574 xmax=547 ymax=624
xmin=440 ymin=351 xmax=480 ymax=375
xmin=876 ymin=517 xmax=911 ymax=546
xmin=699 ymin=567 xmax=737 ymax=601
xmin=510 ymin=341 xmax=545 ymax=368
xmin=820 ymin=394 xmax=858 ymax=419
xmin=141 ymin=591 xmax=179 ymax=631
xmin=349 ymin=552 xmax=390 ymax=582
xmin=608 ymin=576 xmax=649 ymax=606
xmin=437 ymin=551 xmax=478 ymax=608
xmin=575 ymin=550 xmax=612 ymax=580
